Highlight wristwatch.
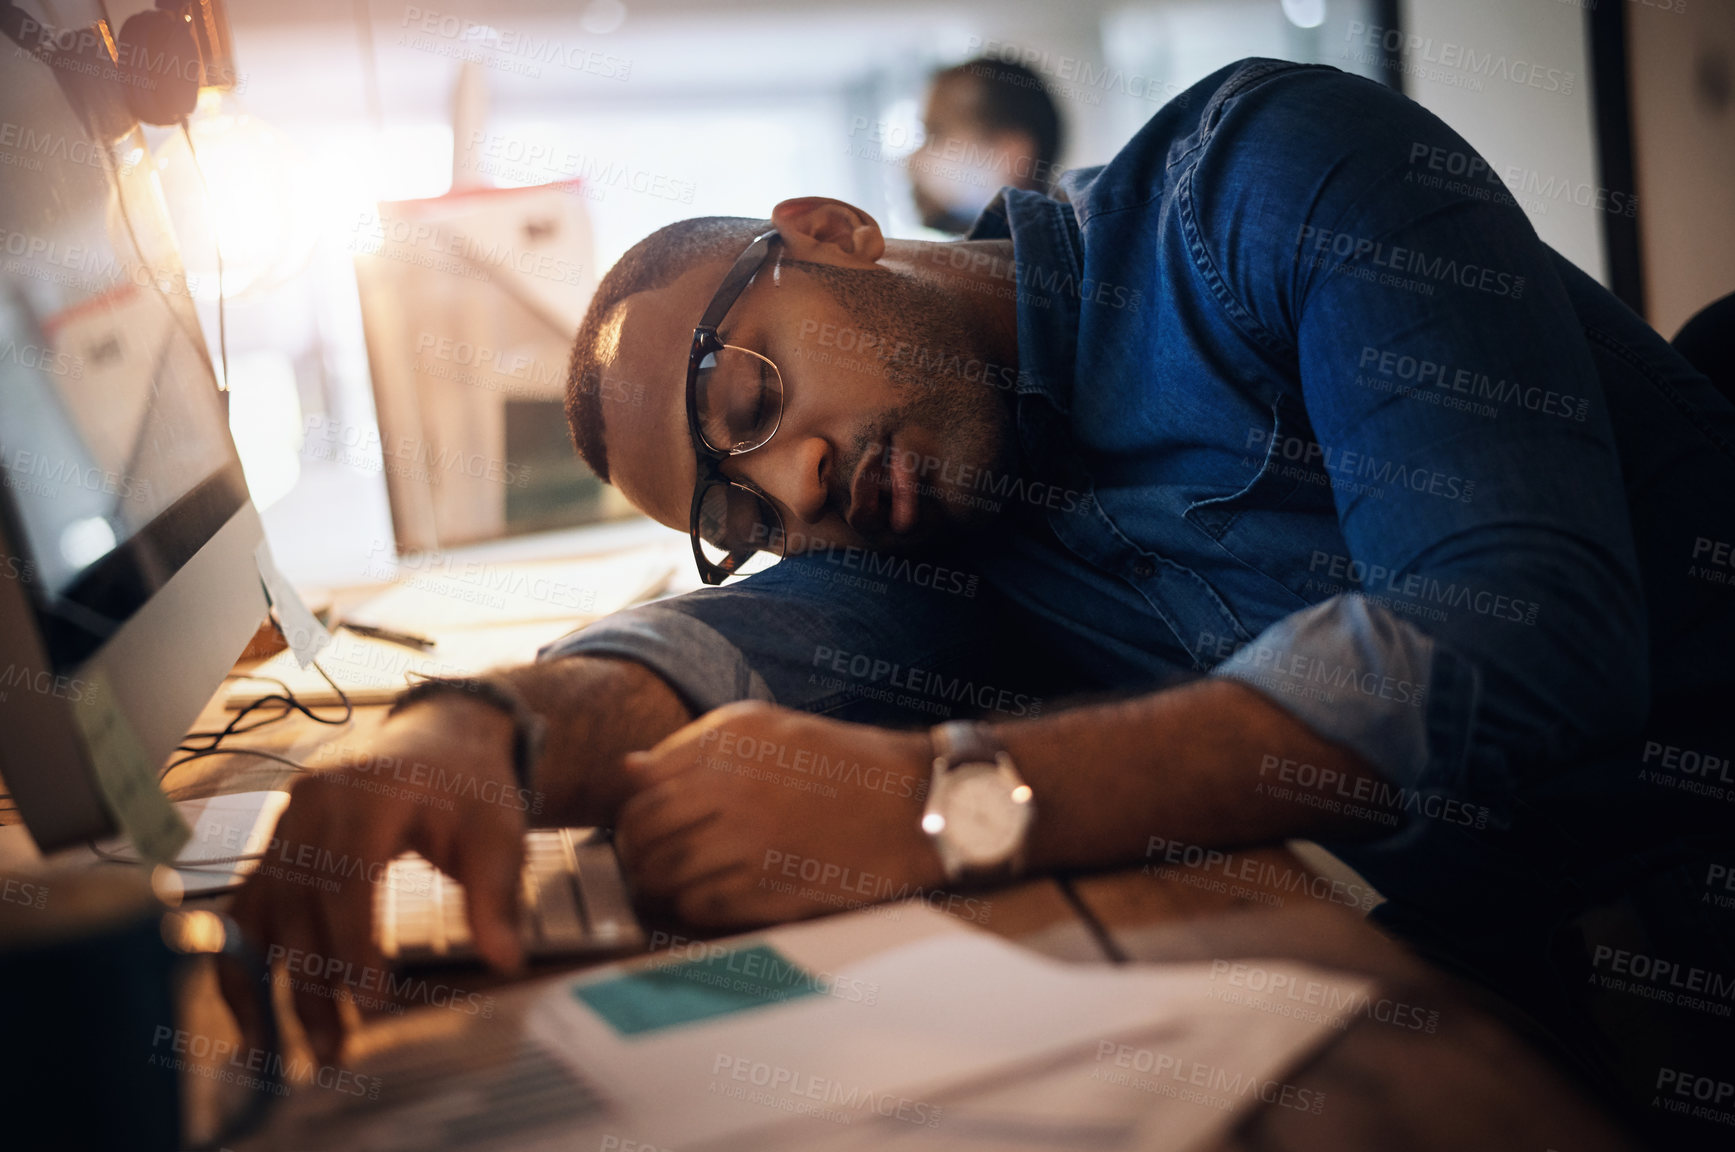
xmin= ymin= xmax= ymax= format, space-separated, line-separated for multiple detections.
xmin=922 ymin=720 xmax=1035 ymax=883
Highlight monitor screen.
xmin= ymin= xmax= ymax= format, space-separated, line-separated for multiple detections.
xmin=0 ymin=44 xmax=246 ymax=671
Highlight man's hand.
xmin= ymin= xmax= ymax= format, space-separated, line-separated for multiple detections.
xmin=222 ymin=697 xmax=528 ymax=1062
xmin=616 ymin=702 xmax=942 ymax=927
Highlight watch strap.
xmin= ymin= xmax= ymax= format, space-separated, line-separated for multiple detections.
xmin=389 ymin=675 xmax=545 ymax=794
xmin=932 ymin=719 xmax=1000 ymax=768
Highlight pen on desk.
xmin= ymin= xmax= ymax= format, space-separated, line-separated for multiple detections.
xmin=339 ymin=621 xmax=437 ymax=652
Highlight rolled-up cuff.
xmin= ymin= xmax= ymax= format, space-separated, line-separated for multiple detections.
xmin=538 ymin=603 xmax=773 ymax=715
xmin=1212 ymin=594 xmax=1437 ymax=788
xmin=1215 ymin=596 xmax=1525 ymax=932
xmin=1213 ymin=593 xmax=1497 ymax=855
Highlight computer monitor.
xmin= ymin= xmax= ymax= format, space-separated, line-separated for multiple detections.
xmin=0 ymin=20 xmax=267 ymax=853
xmin=355 ymin=183 xmax=635 ymax=553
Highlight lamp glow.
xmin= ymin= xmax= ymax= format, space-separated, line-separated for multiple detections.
xmin=155 ymin=90 xmax=314 ymax=300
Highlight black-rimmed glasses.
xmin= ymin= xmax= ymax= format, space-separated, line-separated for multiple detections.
xmin=687 ymin=229 xmax=789 ymax=584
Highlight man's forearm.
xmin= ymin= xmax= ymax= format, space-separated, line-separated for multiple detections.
xmin=994 ymin=678 xmax=1394 ymax=872
xmin=497 ymin=655 xmax=694 ymax=825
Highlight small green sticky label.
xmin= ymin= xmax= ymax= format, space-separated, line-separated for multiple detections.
xmin=575 ymin=944 xmax=823 ymax=1036
xmin=72 ymin=670 xmax=190 ymax=862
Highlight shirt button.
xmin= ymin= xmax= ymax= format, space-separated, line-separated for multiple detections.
xmin=1131 ymin=557 xmax=1156 ymax=579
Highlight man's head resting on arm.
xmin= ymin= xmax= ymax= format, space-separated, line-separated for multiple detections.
xmin=565 ymin=197 xmax=1022 ymax=557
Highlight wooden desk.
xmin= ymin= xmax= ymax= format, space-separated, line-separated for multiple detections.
xmin=77 ymin=681 xmax=1644 ymax=1151
xmin=1064 ymin=869 xmax=1644 ymax=1151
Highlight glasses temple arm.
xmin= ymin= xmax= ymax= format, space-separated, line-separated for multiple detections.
xmin=696 ymin=229 xmax=781 ymax=331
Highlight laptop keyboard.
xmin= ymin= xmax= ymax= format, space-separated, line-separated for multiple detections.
xmin=376 ymin=828 xmax=643 ymax=962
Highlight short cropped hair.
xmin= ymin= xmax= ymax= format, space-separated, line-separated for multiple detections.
xmin=937 ymin=57 xmax=1064 ymax=178
xmin=566 ymin=216 xmax=771 ymax=483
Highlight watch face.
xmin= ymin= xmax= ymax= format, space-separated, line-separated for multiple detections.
xmin=942 ymin=764 xmax=1030 ymax=865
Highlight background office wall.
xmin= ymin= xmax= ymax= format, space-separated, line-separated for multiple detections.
xmin=1398 ymin=0 xmax=1605 ymax=283
xmin=1627 ymin=0 xmax=1735 ymax=338
xmin=172 ymin=0 xmax=1655 ymax=584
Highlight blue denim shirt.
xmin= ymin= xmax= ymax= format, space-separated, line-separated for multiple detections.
xmin=548 ymin=60 xmax=1735 ymax=929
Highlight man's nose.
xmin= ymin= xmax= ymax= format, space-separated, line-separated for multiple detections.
xmin=727 ymin=434 xmax=833 ymax=526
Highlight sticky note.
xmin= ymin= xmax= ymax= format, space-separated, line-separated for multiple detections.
xmin=72 ymin=670 xmax=190 ymax=862
xmin=255 ymin=540 xmax=330 ymax=668
xmin=574 ymin=944 xmax=823 ymax=1036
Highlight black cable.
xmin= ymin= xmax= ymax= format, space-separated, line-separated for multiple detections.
xmin=162 ymin=745 xmax=312 ymax=790
xmin=175 ymin=672 xmax=299 ymax=746
xmin=86 ymin=664 xmax=336 ymax=865
xmin=7 ymin=665 xmax=343 ymax=813
xmin=177 ymin=660 xmax=352 ymax=755
xmin=9 ymin=653 xmax=347 ymax=827
xmin=82 ymin=103 xmax=214 ymax=379
xmin=1058 ymin=875 xmax=1131 ymax=965
xmin=176 ymin=696 xmax=294 ymax=750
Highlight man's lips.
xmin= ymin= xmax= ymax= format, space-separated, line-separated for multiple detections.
xmin=888 ymin=440 xmax=919 ymax=533
xmin=846 ymin=443 xmax=885 ymax=536
xmin=846 ymin=435 xmax=920 ymax=537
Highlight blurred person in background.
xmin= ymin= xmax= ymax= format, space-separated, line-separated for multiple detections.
xmin=907 ymin=57 xmax=1064 ymax=233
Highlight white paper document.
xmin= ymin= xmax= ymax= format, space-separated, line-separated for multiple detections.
xmin=225 ymin=619 xmax=586 ymax=706
xmin=258 ymin=903 xmax=1372 ymax=1152
xmin=343 ymin=548 xmax=676 ymax=634
xmin=225 ymin=547 xmax=676 ymax=707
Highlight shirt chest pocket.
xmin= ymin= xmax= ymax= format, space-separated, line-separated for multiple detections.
xmin=1181 ymin=399 xmax=1342 ymax=609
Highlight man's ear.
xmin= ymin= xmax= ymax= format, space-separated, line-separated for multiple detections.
xmin=769 ymin=198 xmax=886 ymax=268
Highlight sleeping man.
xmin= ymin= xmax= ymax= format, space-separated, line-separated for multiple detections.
xmin=231 ymin=59 xmax=1734 ymax=1137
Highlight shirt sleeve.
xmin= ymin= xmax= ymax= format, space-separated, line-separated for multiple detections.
xmin=1196 ymin=66 xmax=1648 ymax=824
xmin=538 ymin=550 xmax=1051 ymax=726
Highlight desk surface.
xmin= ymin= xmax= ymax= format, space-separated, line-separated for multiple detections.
xmin=35 ymin=665 xmax=1645 ymax=1152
